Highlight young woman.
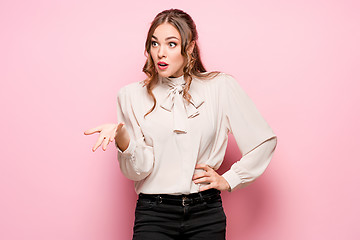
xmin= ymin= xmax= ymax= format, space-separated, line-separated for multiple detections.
xmin=85 ymin=9 xmax=277 ymax=240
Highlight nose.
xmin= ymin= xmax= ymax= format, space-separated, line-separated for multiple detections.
xmin=157 ymin=45 xmax=166 ymax=59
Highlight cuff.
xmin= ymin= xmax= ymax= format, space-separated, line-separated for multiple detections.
xmin=222 ymin=169 xmax=244 ymax=192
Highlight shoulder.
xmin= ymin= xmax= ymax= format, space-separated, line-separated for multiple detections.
xmin=117 ymin=80 xmax=147 ymax=99
xmin=195 ymin=72 xmax=251 ymax=104
xmin=193 ymin=72 xmax=239 ymax=90
xmin=194 ymin=72 xmax=236 ymax=83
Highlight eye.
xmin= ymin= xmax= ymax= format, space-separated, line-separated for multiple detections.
xmin=151 ymin=41 xmax=158 ymax=47
xmin=169 ymin=42 xmax=177 ymax=48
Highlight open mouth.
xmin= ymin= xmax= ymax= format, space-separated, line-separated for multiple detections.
xmin=158 ymin=62 xmax=168 ymax=70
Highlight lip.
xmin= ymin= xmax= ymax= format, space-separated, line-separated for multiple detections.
xmin=157 ymin=61 xmax=168 ymax=70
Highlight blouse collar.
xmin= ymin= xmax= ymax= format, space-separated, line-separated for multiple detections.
xmin=161 ymin=75 xmax=186 ymax=86
xmin=158 ymin=75 xmax=204 ymax=134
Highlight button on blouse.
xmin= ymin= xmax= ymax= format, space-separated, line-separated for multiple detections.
xmin=116 ymin=73 xmax=277 ymax=195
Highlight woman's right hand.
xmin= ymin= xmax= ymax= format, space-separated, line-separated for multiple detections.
xmin=84 ymin=123 xmax=129 ymax=152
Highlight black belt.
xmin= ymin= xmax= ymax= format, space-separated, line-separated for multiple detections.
xmin=138 ymin=188 xmax=221 ymax=207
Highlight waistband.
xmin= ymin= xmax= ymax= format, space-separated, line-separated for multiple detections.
xmin=138 ymin=189 xmax=221 ymax=207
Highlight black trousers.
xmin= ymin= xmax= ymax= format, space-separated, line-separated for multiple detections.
xmin=132 ymin=189 xmax=226 ymax=240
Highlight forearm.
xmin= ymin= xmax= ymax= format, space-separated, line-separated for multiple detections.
xmin=222 ymin=136 xmax=277 ymax=191
xmin=116 ymin=137 xmax=155 ymax=181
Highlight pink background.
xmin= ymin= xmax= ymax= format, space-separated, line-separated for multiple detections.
xmin=1 ymin=0 xmax=359 ymax=239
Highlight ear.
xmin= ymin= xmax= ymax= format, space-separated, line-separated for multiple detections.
xmin=187 ymin=41 xmax=195 ymax=55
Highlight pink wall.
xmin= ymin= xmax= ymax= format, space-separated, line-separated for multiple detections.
xmin=1 ymin=0 xmax=359 ymax=239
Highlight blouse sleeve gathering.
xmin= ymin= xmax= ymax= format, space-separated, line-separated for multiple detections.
xmin=220 ymin=74 xmax=277 ymax=191
xmin=116 ymin=86 xmax=155 ymax=181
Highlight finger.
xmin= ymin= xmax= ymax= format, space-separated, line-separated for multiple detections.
xmin=195 ymin=164 xmax=207 ymax=170
xmin=192 ymin=172 xmax=208 ymax=180
xmin=109 ymin=130 xmax=116 ymax=142
xmin=199 ymin=184 xmax=213 ymax=192
xmin=84 ymin=126 xmax=103 ymax=135
xmin=111 ymin=123 xmax=123 ymax=142
xmin=84 ymin=129 xmax=96 ymax=135
xmin=102 ymin=136 xmax=110 ymax=151
xmin=193 ymin=177 xmax=211 ymax=184
xmin=92 ymin=135 xmax=105 ymax=152
xmin=195 ymin=164 xmax=212 ymax=172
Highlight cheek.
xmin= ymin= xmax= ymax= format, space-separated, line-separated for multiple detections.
xmin=150 ymin=49 xmax=156 ymax=59
xmin=179 ymin=55 xmax=186 ymax=67
xmin=174 ymin=52 xmax=185 ymax=65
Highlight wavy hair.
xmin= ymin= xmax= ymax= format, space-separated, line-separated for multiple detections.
xmin=142 ymin=9 xmax=220 ymax=117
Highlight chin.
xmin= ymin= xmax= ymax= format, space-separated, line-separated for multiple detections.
xmin=157 ymin=72 xmax=172 ymax=78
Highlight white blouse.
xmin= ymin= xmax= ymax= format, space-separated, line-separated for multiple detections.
xmin=116 ymin=72 xmax=277 ymax=195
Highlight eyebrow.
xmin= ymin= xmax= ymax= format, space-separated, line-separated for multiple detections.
xmin=152 ymin=35 xmax=180 ymax=41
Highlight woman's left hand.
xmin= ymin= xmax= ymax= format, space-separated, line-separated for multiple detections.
xmin=192 ymin=164 xmax=230 ymax=192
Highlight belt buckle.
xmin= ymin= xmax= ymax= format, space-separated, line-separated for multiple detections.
xmin=182 ymin=196 xmax=189 ymax=206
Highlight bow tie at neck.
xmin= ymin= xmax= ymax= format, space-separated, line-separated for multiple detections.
xmin=159 ymin=75 xmax=204 ymax=134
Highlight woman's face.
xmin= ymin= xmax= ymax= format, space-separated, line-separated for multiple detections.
xmin=150 ymin=23 xmax=185 ymax=78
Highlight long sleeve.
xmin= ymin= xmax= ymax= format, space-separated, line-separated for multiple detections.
xmin=116 ymin=85 xmax=155 ymax=181
xmin=219 ymin=74 xmax=277 ymax=191
xmin=222 ymin=137 xmax=277 ymax=191
xmin=113 ymin=74 xmax=276 ymax=194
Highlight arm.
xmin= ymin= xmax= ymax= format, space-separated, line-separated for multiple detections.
xmin=222 ymin=137 xmax=277 ymax=191
xmin=221 ymin=74 xmax=277 ymax=191
xmin=193 ymin=74 xmax=277 ymax=191
xmin=116 ymin=86 xmax=155 ymax=181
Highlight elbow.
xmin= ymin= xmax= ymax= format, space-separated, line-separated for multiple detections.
xmin=268 ymin=136 xmax=277 ymax=153
xmin=273 ymin=136 xmax=278 ymax=154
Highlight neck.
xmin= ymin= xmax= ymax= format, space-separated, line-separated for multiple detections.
xmin=160 ymin=74 xmax=186 ymax=86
